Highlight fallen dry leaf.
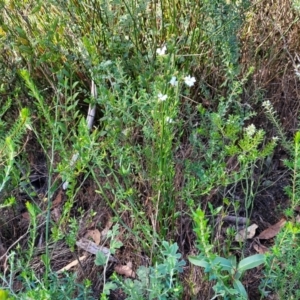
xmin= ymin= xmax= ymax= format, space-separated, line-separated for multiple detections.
xmin=101 ymin=219 xmax=113 ymax=240
xmin=253 ymin=241 xmax=269 ymax=254
xmin=57 ymin=255 xmax=87 ymax=274
xmin=114 ymin=262 xmax=136 ymax=278
xmin=22 ymin=211 xmax=30 ymax=220
xmin=257 ymin=218 xmax=286 ymax=240
xmin=51 ymin=207 xmax=61 ymax=223
xmin=294 ymin=206 xmax=300 ymax=212
xmin=52 ymin=189 xmax=63 ymax=208
xmin=235 ymin=224 xmax=258 ymax=242
xmin=85 ymin=229 xmax=101 ymax=245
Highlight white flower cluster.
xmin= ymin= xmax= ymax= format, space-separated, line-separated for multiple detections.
xmin=245 ymin=124 xmax=256 ymax=137
xmin=262 ymin=100 xmax=271 ymax=110
xmin=169 ymin=76 xmax=178 ymax=87
xmin=158 ymin=92 xmax=168 ymax=102
xmin=156 ymin=45 xmax=167 ymax=56
xmin=165 ymin=116 xmax=173 ymax=123
xmin=155 ymin=44 xmax=197 ymax=126
xmin=158 ymin=74 xmax=197 ymax=103
xmin=183 ymin=75 xmax=196 ymax=87
xmin=169 ymin=75 xmax=196 ymax=87
xmin=156 ymin=45 xmax=197 ymax=87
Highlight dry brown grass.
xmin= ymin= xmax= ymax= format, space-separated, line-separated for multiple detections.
xmin=242 ymin=0 xmax=300 ymax=135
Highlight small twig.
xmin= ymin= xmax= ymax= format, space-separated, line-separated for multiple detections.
xmin=75 ymin=238 xmax=117 ymax=262
xmin=221 ymin=215 xmax=249 ymax=225
xmin=86 ymin=80 xmax=97 ymax=130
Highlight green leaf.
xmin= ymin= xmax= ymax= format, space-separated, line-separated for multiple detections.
xmin=95 ymin=251 xmax=107 ymax=266
xmin=41 ymin=254 xmax=50 ymax=267
xmin=208 ymin=203 xmax=223 ymax=215
xmin=295 ymin=131 xmax=300 ymax=144
xmin=233 ymin=279 xmax=248 ymax=299
xmin=229 ymin=255 xmax=237 ymax=268
xmin=31 ymin=3 xmax=42 ymax=14
xmin=212 ymin=256 xmax=233 ymax=272
xmin=102 ymin=281 xmax=117 ymax=295
xmin=0 ymin=290 xmax=10 ymax=300
xmin=188 ymin=256 xmax=209 ymax=269
xmin=26 ymin=201 xmax=37 ymax=218
xmin=238 ymin=254 xmax=265 ymax=272
xmin=2 ymin=196 xmax=16 ymax=208
xmin=110 ymin=240 xmax=123 ymax=254
xmin=234 ymin=269 xmax=242 ymax=280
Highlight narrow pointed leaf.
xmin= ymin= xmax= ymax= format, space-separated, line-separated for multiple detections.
xmin=212 ymin=256 xmax=233 ymax=271
xmin=238 ymin=254 xmax=265 ymax=272
xmin=233 ymin=279 xmax=248 ymax=299
xmin=188 ymin=256 xmax=209 ymax=269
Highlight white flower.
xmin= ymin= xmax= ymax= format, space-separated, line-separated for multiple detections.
xmin=166 ymin=117 xmax=173 ymax=123
xmin=184 ymin=75 xmax=196 ymax=87
xmin=158 ymin=92 xmax=168 ymax=102
xmin=245 ymin=124 xmax=256 ymax=137
xmin=169 ymin=76 xmax=178 ymax=87
xmin=272 ymin=136 xmax=279 ymax=142
xmin=156 ymin=45 xmax=167 ymax=56
xmin=262 ymin=100 xmax=271 ymax=109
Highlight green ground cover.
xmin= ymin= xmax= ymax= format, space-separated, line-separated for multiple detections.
xmin=1 ymin=0 xmax=300 ymax=299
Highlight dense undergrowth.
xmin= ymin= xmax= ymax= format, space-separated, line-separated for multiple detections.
xmin=1 ymin=0 xmax=300 ymax=299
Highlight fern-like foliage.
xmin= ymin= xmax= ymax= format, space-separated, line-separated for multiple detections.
xmin=0 ymin=98 xmax=12 ymax=141
xmin=0 ymin=98 xmax=12 ymax=118
xmin=262 ymin=100 xmax=291 ymax=152
xmin=19 ymin=69 xmax=52 ymax=125
xmin=0 ymin=105 xmax=31 ymax=195
xmin=284 ymin=131 xmax=300 ymax=211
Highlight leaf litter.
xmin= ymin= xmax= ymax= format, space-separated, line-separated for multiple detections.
xmin=235 ymin=224 xmax=258 ymax=242
xmin=256 ymin=218 xmax=286 ymax=240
